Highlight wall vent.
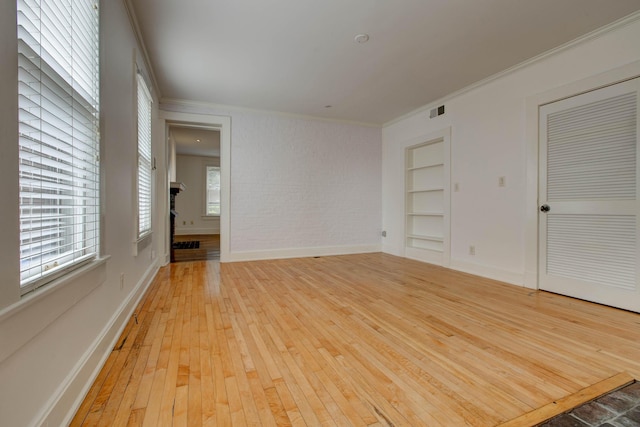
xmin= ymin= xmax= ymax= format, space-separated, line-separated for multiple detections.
xmin=429 ymin=105 xmax=445 ymax=118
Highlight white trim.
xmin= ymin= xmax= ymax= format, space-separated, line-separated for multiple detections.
xmin=36 ymin=261 xmax=159 ymax=427
xmin=227 ymin=244 xmax=381 ymax=263
xmin=524 ymin=60 xmax=640 ymax=290
xmin=401 ymin=128 xmax=451 ymax=267
xmin=201 ymin=215 xmax=220 ymax=220
xmin=0 ymin=257 xmax=109 ymax=364
xmin=405 ymin=248 xmax=444 ymax=266
xmin=161 ymin=98 xmax=381 ymax=128
xmin=449 ymin=259 xmax=525 ymax=287
xmin=159 ymin=111 xmax=231 ymax=262
xmin=203 ymin=164 xmax=221 ymax=217
xmin=135 ymin=69 xmax=154 ymax=243
xmin=175 ymin=228 xmax=219 ymax=235
xmin=122 ymin=0 xmax=160 ymax=98
xmin=385 ymin=11 xmax=640 ymax=128
xmin=133 ymin=231 xmax=153 ymax=257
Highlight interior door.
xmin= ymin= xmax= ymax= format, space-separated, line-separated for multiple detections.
xmin=539 ymin=78 xmax=640 ymax=313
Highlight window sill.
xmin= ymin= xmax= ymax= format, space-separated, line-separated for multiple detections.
xmin=0 ymin=256 xmax=110 ymax=363
xmin=201 ymin=215 xmax=220 ymax=220
xmin=133 ymin=232 xmax=153 ymax=256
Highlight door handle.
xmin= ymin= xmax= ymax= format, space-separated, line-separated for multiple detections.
xmin=540 ymin=204 xmax=550 ymax=212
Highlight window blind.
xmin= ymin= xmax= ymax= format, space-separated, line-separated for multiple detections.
xmin=18 ymin=0 xmax=100 ymax=292
xmin=137 ymin=73 xmax=152 ymax=238
xmin=206 ymin=166 xmax=220 ymax=215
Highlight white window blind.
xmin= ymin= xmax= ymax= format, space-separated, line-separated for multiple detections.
xmin=137 ymin=73 xmax=152 ymax=238
xmin=18 ymin=0 xmax=100 ymax=292
xmin=205 ymin=166 xmax=220 ymax=215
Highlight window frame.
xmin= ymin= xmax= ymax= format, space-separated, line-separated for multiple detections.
xmin=135 ymin=70 xmax=153 ymax=241
xmin=17 ymin=0 xmax=101 ymax=295
xmin=203 ymin=164 xmax=221 ymax=217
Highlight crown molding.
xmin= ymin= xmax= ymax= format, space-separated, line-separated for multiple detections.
xmin=122 ymin=0 xmax=161 ymax=99
xmin=160 ymin=98 xmax=382 ymax=128
xmin=384 ymin=10 xmax=640 ymax=128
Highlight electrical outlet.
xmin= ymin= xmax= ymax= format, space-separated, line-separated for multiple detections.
xmin=469 ymin=245 xmax=476 ymax=256
xmin=381 ymin=230 xmax=387 ymax=237
xmin=190 ymin=220 xmax=194 ymax=225
xmin=182 ymin=221 xmax=186 ymax=225
xmin=120 ymin=273 xmax=124 ymax=290
xmin=454 ymin=182 xmax=460 ymax=192
xmin=498 ymin=176 xmax=506 ymax=187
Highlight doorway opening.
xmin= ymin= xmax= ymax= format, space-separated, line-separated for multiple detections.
xmin=170 ymin=125 xmax=221 ymax=261
xmin=161 ymin=111 xmax=231 ymax=263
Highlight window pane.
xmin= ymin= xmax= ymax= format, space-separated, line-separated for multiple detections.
xmin=206 ymin=166 xmax=220 ymax=215
xmin=18 ymin=0 xmax=100 ymax=291
xmin=137 ymin=73 xmax=152 ymax=237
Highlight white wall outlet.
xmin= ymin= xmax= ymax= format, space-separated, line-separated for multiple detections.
xmin=120 ymin=273 xmax=124 ymax=290
xmin=498 ymin=176 xmax=506 ymax=187
xmin=469 ymin=245 xmax=476 ymax=256
xmin=454 ymin=182 xmax=460 ymax=192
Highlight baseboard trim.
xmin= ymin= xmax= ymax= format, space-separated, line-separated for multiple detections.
xmin=448 ymin=259 xmax=524 ymax=286
xmin=36 ymin=261 xmax=160 ymax=427
xmin=175 ymin=228 xmax=219 ymax=235
xmin=227 ymin=244 xmax=381 ymax=262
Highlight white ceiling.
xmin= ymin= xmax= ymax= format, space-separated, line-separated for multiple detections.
xmin=171 ymin=126 xmax=220 ymax=157
xmin=129 ymin=0 xmax=640 ymax=125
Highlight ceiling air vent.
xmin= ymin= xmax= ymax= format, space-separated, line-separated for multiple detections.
xmin=429 ymin=105 xmax=445 ymax=118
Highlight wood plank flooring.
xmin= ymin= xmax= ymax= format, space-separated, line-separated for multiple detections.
xmin=173 ymin=234 xmax=220 ymax=262
xmin=71 ymin=253 xmax=640 ymax=426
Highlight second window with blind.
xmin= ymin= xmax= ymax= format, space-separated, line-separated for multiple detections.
xmin=137 ymin=72 xmax=153 ymax=240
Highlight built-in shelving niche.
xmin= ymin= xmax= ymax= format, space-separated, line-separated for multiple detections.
xmin=405 ymin=132 xmax=450 ymax=266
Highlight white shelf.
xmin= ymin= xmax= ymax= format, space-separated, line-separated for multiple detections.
xmin=404 ymin=132 xmax=449 ymax=266
xmin=406 ymin=138 xmax=448 ymax=263
xmin=407 ymin=212 xmax=444 ymax=216
xmin=407 ymin=188 xmax=443 ymax=193
xmin=407 ymin=234 xmax=444 ymax=242
xmin=407 ymin=162 xmax=444 ymax=171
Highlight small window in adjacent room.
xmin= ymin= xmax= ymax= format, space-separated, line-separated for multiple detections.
xmin=205 ymin=166 xmax=220 ymax=216
xmin=136 ymin=72 xmax=153 ymax=238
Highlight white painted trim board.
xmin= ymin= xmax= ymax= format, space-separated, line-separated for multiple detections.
xmin=227 ymin=244 xmax=381 ymax=262
xmin=35 ymin=262 xmax=159 ymax=427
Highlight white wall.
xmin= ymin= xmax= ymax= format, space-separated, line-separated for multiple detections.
xmin=175 ymin=154 xmax=220 ymax=234
xmin=162 ymin=104 xmax=383 ymax=260
xmin=382 ymin=17 xmax=640 ymax=285
xmin=0 ymin=1 xmax=165 ymax=426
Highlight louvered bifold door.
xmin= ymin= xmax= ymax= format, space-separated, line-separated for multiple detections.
xmin=538 ymin=78 xmax=640 ymax=313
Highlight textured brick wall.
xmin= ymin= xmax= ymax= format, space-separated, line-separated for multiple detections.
xmin=230 ymin=112 xmax=382 ymax=252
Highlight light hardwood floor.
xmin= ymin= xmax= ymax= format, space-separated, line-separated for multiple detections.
xmin=173 ymin=234 xmax=220 ymax=262
xmin=71 ymin=253 xmax=640 ymax=426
